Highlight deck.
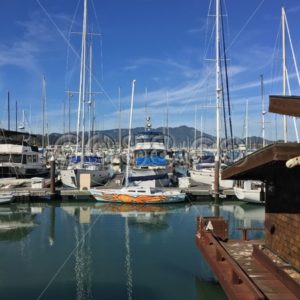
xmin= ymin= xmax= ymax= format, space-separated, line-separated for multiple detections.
xmin=196 ymin=217 xmax=300 ymax=300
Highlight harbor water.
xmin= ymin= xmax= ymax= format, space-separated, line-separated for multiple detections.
xmin=0 ymin=199 xmax=265 ymax=300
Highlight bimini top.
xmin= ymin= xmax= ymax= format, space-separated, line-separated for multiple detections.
xmin=135 ymin=156 xmax=167 ymax=167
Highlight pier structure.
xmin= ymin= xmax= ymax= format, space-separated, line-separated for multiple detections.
xmin=196 ymin=95 xmax=300 ymax=299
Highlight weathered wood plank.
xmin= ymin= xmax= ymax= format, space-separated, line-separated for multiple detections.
xmin=269 ymin=95 xmax=300 ymax=117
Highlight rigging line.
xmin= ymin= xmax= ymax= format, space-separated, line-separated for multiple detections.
xmin=219 ymin=43 xmax=229 ymax=150
xmin=203 ymin=0 xmax=213 ymax=60
xmin=65 ymin=0 xmax=81 ymax=90
xmin=284 ymin=12 xmax=300 ymax=87
xmin=37 ymin=213 xmax=101 ymax=300
xmin=220 ymin=0 xmax=234 ymax=151
xmin=269 ymin=22 xmax=281 ymax=95
xmin=90 ymin=0 xmax=104 ymax=81
xmin=226 ymin=0 xmax=265 ymax=52
xmin=35 ymin=0 xmax=117 ymax=110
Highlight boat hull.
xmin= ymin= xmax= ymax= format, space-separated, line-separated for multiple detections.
xmin=234 ymin=187 xmax=263 ymax=204
xmin=60 ymin=169 xmax=109 ymax=188
xmin=0 ymin=166 xmax=49 ymax=179
xmin=0 ymin=193 xmax=14 ymax=204
xmin=189 ymin=169 xmax=233 ymax=189
xmin=90 ymin=189 xmax=186 ymax=204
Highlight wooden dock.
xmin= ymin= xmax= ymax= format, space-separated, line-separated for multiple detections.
xmin=196 ymin=217 xmax=300 ymax=300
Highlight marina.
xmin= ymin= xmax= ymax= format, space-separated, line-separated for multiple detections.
xmin=1 ymin=0 xmax=300 ymax=299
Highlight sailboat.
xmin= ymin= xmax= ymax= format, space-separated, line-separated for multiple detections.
xmin=189 ymin=0 xmax=233 ymax=192
xmin=90 ymin=80 xmax=186 ymax=204
xmin=60 ymin=0 xmax=110 ymax=188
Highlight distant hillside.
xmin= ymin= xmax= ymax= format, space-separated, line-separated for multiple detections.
xmin=0 ymin=126 xmax=273 ymax=148
xmin=45 ymin=126 xmax=272 ymax=148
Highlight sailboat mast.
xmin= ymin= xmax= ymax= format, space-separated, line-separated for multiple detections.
xmin=15 ymin=101 xmax=18 ymax=132
xmin=76 ymin=0 xmax=88 ymax=156
xmin=118 ymin=87 xmax=122 ymax=152
xmin=214 ymin=0 xmax=221 ymax=196
xmin=261 ymin=75 xmax=266 ymax=147
xmin=88 ymin=42 xmax=93 ymax=151
xmin=245 ymin=99 xmax=249 ymax=152
xmin=194 ymin=104 xmax=197 ymax=149
xmin=125 ymin=80 xmax=136 ymax=187
xmin=7 ymin=91 xmax=10 ymax=131
xmin=282 ymin=7 xmax=288 ymax=143
xmin=42 ymin=75 xmax=46 ymax=148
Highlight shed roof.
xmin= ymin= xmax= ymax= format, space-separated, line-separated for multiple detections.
xmin=222 ymin=143 xmax=300 ymax=180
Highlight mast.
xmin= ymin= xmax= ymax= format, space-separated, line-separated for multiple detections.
xmin=125 ymin=80 xmax=136 ymax=188
xmin=194 ymin=104 xmax=197 ymax=150
xmin=7 ymin=91 xmax=10 ymax=131
xmin=76 ymin=0 xmax=88 ymax=156
xmin=214 ymin=0 xmax=221 ymax=196
xmin=245 ymin=99 xmax=249 ymax=152
xmin=15 ymin=100 xmax=18 ymax=132
xmin=200 ymin=115 xmax=203 ymax=153
xmin=42 ymin=75 xmax=45 ymax=148
xmin=88 ymin=42 xmax=93 ymax=152
xmin=118 ymin=87 xmax=122 ymax=152
xmin=166 ymin=91 xmax=169 ymax=150
xmin=282 ymin=7 xmax=288 ymax=143
xmin=261 ymin=75 xmax=266 ymax=147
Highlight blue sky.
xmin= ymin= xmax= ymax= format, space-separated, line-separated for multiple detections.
xmin=1 ymin=0 xmax=300 ymax=141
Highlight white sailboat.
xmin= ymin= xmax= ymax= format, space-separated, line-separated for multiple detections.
xmin=90 ymin=80 xmax=186 ymax=204
xmin=189 ymin=0 xmax=233 ymax=192
xmin=60 ymin=0 xmax=110 ymax=188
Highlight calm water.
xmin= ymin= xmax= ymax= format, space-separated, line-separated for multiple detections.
xmin=0 ymin=200 xmax=265 ymax=300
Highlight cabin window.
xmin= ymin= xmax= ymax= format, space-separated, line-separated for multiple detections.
xmin=33 ymin=155 xmax=38 ymax=163
xmin=0 ymin=154 xmax=10 ymax=162
xmin=27 ymin=155 xmax=33 ymax=163
xmin=137 ymin=190 xmax=145 ymax=193
xmin=11 ymin=154 xmax=22 ymax=163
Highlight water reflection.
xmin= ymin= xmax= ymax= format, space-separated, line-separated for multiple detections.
xmin=0 ymin=200 xmax=265 ymax=300
xmin=0 ymin=204 xmax=40 ymax=241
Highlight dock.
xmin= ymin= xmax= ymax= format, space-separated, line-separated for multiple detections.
xmin=196 ymin=217 xmax=300 ymax=299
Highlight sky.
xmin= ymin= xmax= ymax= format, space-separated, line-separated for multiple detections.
xmin=1 ymin=0 xmax=300 ymax=141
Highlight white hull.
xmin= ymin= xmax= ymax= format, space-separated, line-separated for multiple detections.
xmin=60 ymin=169 xmax=109 ymax=188
xmin=189 ymin=169 xmax=233 ymax=189
xmin=234 ymin=186 xmax=262 ymax=204
xmin=0 ymin=192 xmax=14 ymax=204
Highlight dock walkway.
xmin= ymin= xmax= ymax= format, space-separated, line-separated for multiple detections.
xmin=196 ymin=217 xmax=300 ymax=300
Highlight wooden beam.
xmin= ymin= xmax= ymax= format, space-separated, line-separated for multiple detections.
xmin=222 ymin=143 xmax=300 ymax=180
xmin=269 ymin=95 xmax=300 ymax=117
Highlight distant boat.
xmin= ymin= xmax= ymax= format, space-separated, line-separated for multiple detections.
xmin=60 ymin=0 xmax=110 ymax=188
xmin=60 ymin=154 xmax=110 ymax=188
xmin=0 ymin=138 xmax=50 ymax=178
xmin=128 ymin=116 xmax=170 ymax=187
xmin=234 ymin=180 xmax=264 ymax=204
xmin=90 ymin=186 xmax=186 ymax=204
xmin=89 ymin=80 xmax=186 ymax=204
xmin=0 ymin=192 xmax=14 ymax=204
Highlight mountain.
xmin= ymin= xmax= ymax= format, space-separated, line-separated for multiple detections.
xmin=0 ymin=126 xmax=274 ymax=148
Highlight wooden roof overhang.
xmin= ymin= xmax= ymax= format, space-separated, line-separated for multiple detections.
xmin=222 ymin=143 xmax=300 ymax=181
xmin=269 ymin=95 xmax=300 ymax=117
